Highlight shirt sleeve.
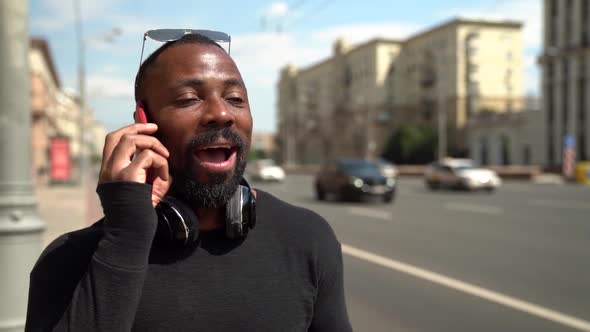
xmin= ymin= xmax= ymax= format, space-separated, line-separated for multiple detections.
xmin=25 ymin=182 xmax=158 ymax=332
xmin=308 ymin=224 xmax=353 ymax=332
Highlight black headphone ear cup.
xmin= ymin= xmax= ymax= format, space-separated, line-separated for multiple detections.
xmin=154 ymin=196 xmax=199 ymax=250
xmin=240 ymin=178 xmax=256 ymax=230
xmin=225 ymin=180 xmax=257 ymax=239
xmin=249 ymin=191 xmax=256 ymax=229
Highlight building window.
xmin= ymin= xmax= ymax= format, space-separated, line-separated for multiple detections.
xmin=550 ymin=0 xmax=558 ymax=17
xmin=547 ymin=61 xmax=554 ymax=80
xmin=500 ymin=135 xmax=511 ymax=165
xmin=548 ymin=0 xmax=558 ymax=47
xmin=582 ymin=0 xmax=589 ymax=46
xmin=523 ymin=145 xmax=531 ymax=165
xmin=480 ymin=137 xmax=488 ymax=165
xmin=566 ymin=0 xmax=573 ymax=46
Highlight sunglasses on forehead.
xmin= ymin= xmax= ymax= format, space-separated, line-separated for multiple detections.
xmin=138 ymin=29 xmax=232 ymax=67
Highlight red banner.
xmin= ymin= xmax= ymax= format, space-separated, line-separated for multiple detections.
xmin=50 ymin=137 xmax=71 ymax=182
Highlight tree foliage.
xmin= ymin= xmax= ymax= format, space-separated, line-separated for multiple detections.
xmin=381 ymin=125 xmax=438 ymax=164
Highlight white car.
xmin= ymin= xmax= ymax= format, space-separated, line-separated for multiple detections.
xmin=247 ymin=159 xmax=285 ymax=182
xmin=425 ymin=158 xmax=501 ymax=191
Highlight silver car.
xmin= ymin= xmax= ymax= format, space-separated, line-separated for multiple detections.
xmin=425 ymin=158 xmax=501 ymax=191
xmin=246 ymin=159 xmax=285 ymax=182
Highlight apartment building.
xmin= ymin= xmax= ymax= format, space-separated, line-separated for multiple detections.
xmin=30 ymin=38 xmax=106 ymax=183
xmin=539 ymin=0 xmax=590 ymax=167
xmin=278 ymin=18 xmax=524 ymax=166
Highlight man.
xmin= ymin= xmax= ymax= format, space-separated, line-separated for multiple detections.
xmin=25 ymin=32 xmax=351 ymax=331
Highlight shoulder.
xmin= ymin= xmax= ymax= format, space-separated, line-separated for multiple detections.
xmin=31 ymin=220 xmax=105 ymax=278
xmin=254 ymin=190 xmax=340 ymax=249
xmin=256 ymin=190 xmax=334 ymax=231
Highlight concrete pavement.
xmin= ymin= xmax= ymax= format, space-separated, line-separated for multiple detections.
xmin=35 ymin=176 xmax=102 ymax=248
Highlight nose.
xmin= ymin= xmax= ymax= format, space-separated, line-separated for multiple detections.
xmin=200 ymin=97 xmax=235 ymax=128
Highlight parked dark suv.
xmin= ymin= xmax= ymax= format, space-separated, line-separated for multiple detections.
xmin=314 ymin=159 xmax=397 ymax=202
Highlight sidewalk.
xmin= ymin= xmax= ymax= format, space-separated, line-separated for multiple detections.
xmin=35 ymin=177 xmax=103 ymax=248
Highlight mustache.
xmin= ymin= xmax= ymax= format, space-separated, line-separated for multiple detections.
xmin=189 ymin=127 xmax=244 ymax=151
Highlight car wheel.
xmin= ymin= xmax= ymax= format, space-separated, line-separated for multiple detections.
xmin=383 ymin=192 xmax=395 ymax=203
xmin=485 ymin=187 xmax=495 ymax=193
xmin=426 ymin=180 xmax=439 ymax=190
xmin=315 ymin=184 xmax=326 ymax=201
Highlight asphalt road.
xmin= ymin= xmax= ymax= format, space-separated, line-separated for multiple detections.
xmin=251 ymin=175 xmax=590 ymax=332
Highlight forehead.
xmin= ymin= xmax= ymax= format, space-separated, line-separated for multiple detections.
xmin=147 ymin=43 xmax=243 ymax=84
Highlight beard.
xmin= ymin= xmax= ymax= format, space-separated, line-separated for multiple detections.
xmin=169 ymin=127 xmax=248 ymax=208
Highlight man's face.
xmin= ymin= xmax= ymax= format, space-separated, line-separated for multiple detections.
xmin=142 ymin=43 xmax=252 ymax=207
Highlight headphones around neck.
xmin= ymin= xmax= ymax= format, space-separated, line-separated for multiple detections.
xmin=134 ymin=101 xmax=256 ymax=251
xmin=152 ymin=178 xmax=256 ymax=251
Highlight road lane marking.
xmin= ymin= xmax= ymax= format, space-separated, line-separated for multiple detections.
xmin=445 ymin=202 xmax=503 ymax=215
xmin=341 ymin=244 xmax=590 ymax=331
xmin=529 ymin=199 xmax=590 ymax=211
xmin=347 ymin=207 xmax=392 ymax=221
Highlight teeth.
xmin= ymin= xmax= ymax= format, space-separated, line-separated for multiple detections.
xmin=204 ymin=146 xmax=231 ymax=150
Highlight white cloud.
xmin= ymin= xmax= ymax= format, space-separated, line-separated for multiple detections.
xmin=266 ymin=2 xmax=289 ymax=18
xmin=97 ymin=64 xmax=120 ymax=75
xmin=87 ymin=75 xmax=134 ymax=99
xmin=32 ymin=0 xmax=120 ymax=31
xmin=231 ymin=21 xmax=422 ymax=88
xmin=312 ymin=21 xmax=423 ymax=45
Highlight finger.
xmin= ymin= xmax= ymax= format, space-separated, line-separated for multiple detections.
xmin=110 ymin=133 xmax=170 ymax=164
xmin=101 ymin=123 xmax=159 ymax=170
xmin=105 ymin=136 xmax=170 ymax=183
xmin=122 ymin=149 xmax=170 ymax=183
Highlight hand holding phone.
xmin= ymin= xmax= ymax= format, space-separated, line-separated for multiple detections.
xmin=97 ymin=102 xmax=171 ymax=207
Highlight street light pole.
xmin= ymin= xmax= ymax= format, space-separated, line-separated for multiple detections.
xmin=74 ymin=0 xmax=87 ymax=185
xmin=0 ymin=1 xmax=46 ymax=331
xmin=438 ymin=106 xmax=447 ymax=160
xmin=365 ymin=104 xmax=375 ymax=160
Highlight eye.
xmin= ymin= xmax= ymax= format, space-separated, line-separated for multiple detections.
xmin=226 ymin=97 xmax=244 ymax=104
xmin=174 ymin=94 xmax=200 ymax=107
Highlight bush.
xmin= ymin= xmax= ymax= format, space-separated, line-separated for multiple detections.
xmin=381 ymin=125 xmax=437 ymax=164
xmin=248 ymin=149 xmax=268 ymax=160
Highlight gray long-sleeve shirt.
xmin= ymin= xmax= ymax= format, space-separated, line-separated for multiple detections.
xmin=25 ymin=182 xmax=351 ymax=331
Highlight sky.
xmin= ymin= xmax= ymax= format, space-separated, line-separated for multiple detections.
xmin=29 ymin=0 xmax=543 ymax=134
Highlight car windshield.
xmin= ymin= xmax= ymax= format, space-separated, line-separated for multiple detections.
xmin=340 ymin=160 xmax=380 ymax=173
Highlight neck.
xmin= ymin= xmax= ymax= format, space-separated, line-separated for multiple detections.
xmin=195 ymin=207 xmax=225 ymax=231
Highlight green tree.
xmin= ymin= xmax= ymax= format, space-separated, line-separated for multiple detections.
xmin=248 ymin=149 xmax=268 ymax=161
xmin=381 ymin=125 xmax=437 ymax=164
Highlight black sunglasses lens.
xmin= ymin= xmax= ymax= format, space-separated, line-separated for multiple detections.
xmin=146 ymin=29 xmax=185 ymax=42
xmin=199 ymin=30 xmax=230 ymax=42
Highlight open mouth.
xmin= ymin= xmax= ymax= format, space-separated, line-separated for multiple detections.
xmin=193 ymin=144 xmax=238 ymax=172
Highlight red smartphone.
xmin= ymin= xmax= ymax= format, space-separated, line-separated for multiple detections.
xmin=136 ymin=101 xmax=148 ymax=124
xmin=135 ymin=102 xmax=157 ymax=184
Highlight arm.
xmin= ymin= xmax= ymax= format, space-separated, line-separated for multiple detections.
xmin=26 ymin=123 xmax=171 ymax=332
xmin=26 ymin=182 xmax=158 ymax=332
xmin=308 ymin=229 xmax=353 ymax=332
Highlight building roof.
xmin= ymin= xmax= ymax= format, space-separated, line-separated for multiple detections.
xmin=404 ymin=17 xmax=523 ymax=44
xmin=295 ymin=38 xmax=402 ymax=76
xmin=30 ymin=38 xmax=61 ymax=87
xmin=284 ymin=17 xmax=522 ymax=79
